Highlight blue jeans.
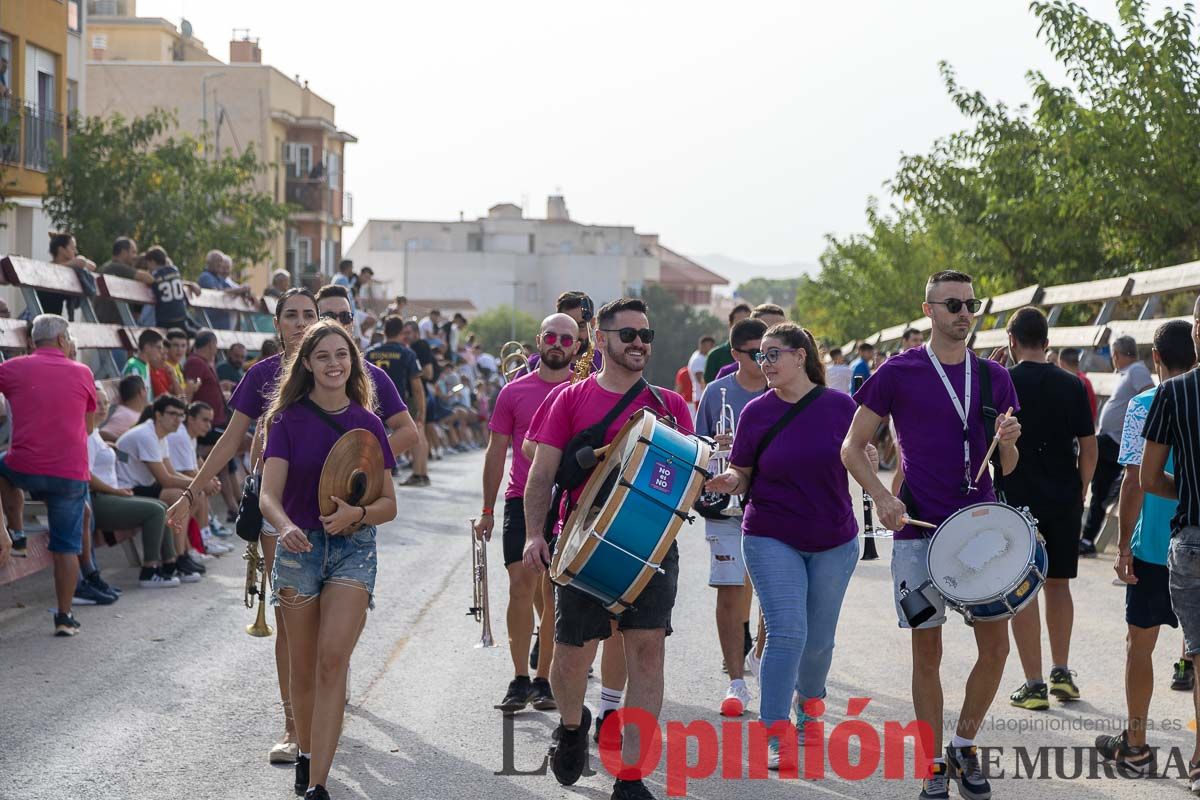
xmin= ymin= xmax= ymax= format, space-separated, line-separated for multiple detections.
xmin=742 ymin=534 xmax=858 ymax=726
xmin=0 ymin=457 xmax=87 ymax=554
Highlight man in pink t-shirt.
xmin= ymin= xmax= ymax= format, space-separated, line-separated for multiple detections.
xmin=477 ymin=313 xmax=580 ymax=714
xmin=0 ymin=315 xmax=97 ymax=637
xmin=522 ymin=298 xmax=693 ymax=798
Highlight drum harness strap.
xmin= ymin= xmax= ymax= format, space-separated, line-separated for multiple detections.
xmin=898 ymin=353 xmax=1005 ymax=538
xmin=745 ymin=385 xmax=827 ymax=505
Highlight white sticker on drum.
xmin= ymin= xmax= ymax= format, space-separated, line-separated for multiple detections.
xmin=955 ymin=528 xmax=1010 ymax=573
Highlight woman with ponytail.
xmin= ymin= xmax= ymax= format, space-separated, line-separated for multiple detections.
xmin=704 ymin=322 xmax=874 ymax=770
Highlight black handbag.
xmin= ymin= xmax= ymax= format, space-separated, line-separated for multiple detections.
xmin=235 ymin=472 xmax=264 ymax=543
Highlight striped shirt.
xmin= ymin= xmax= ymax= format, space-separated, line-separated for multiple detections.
xmin=1142 ymin=368 xmax=1200 ymax=534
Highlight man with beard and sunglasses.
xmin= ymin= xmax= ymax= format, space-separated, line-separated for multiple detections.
xmin=843 ymin=270 xmax=1022 ymax=800
xmin=477 ymin=313 xmax=582 ymax=714
xmin=522 ymin=298 xmax=692 ymax=800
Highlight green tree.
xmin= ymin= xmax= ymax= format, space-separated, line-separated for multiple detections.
xmin=466 ymin=305 xmax=541 ymax=353
xmin=637 ymin=284 xmax=723 ymax=387
xmin=44 ymin=109 xmax=291 ymax=276
xmin=735 ymin=277 xmax=803 ymax=309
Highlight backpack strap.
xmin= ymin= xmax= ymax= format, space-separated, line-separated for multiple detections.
xmin=976 ymin=355 xmax=1005 ymax=499
xmin=746 ymin=386 xmax=826 ymax=502
xmin=302 ymin=396 xmax=349 ymax=436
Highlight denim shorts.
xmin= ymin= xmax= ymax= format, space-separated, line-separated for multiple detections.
xmin=271 ymin=526 xmax=378 ymax=609
xmin=0 ymin=457 xmax=87 ymax=554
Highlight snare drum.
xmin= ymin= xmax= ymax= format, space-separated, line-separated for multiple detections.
xmin=926 ymin=502 xmax=1047 ymax=624
xmin=551 ymin=409 xmax=712 ymax=614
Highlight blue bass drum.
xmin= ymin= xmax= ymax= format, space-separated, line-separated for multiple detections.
xmin=551 ymin=409 xmax=713 ymax=614
xmin=926 ymin=502 xmax=1047 ymax=624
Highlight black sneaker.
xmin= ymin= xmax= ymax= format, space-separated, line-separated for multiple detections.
xmin=1049 ymin=666 xmax=1080 ymax=701
xmin=594 ymin=709 xmax=623 ymax=747
xmin=611 ymin=778 xmax=656 ymax=800
xmin=9 ymin=531 xmax=26 ymax=557
xmin=945 ymin=746 xmax=991 ymax=800
xmin=304 ymin=787 xmax=329 ymax=800
xmin=1009 ymin=682 xmax=1049 ymax=710
xmin=175 ymin=557 xmax=204 ymax=584
xmin=530 ymin=632 xmax=540 ymax=671
xmin=294 ymin=754 xmax=310 ymax=796
xmin=178 ymin=553 xmax=206 ymax=575
xmin=1095 ymin=730 xmax=1155 ymax=775
xmin=920 ymin=761 xmax=950 ymax=799
xmin=86 ymin=571 xmax=121 ymax=598
xmin=530 ymin=677 xmax=557 ymax=711
xmin=1172 ymin=658 xmax=1195 ymax=691
xmin=73 ymin=578 xmax=116 ymax=606
xmin=549 ymin=705 xmax=591 ymax=786
xmin=53 ymin=612 xmax=80 ymax=637
xmin=498 ymin=676 xmax=535 ymax=713
xmin=1079 ymin=538 xmax=1097 ymax=558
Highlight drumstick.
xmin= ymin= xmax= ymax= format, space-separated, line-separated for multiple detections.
xmin=904 ymin=517 xmax=937 ymax=530
xmin=973 ymin=407 xmax=1014 ymax=484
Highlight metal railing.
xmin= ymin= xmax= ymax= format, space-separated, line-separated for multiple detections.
xmin=22 ymin=103 xmax=63 ymax=172
xmin=285 ymin=177 xmax=330 ymax=214
xmin=0 ymin=96 xmax=19 ymax=165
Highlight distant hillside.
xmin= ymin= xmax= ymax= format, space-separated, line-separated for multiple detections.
xmin=690 ymin=253 xmax=818 ymax=286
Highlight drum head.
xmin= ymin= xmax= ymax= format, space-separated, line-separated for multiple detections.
xmin=927 ymin=503 xmax=1035 ymax=603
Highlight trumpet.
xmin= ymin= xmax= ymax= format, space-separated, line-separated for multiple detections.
xmin=467 ymin=519 xmax=496 ymax=648
xmin=694 ymin=387 xmax=742 ymax=518
xmin=499 ymin=340 xmax=529 ymax=382
xmin=243 ymin=541 xmax=274 ymax=638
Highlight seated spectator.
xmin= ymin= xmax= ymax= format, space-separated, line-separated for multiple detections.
xmin=198 ymin=250 xmax=254 ymax=329
xmin=165 ymin=328 xmax=196 ymax=399
xmin=264 ymin=269 xmax=291 ymax=300
xmin=101 ymin=375 xmax=148 ymax=442
xmin=259 ymin=338 xmax=280 ymax=360
xmin=216 ymin=342 xmax=247 ymax=390
xmin=122 ymin=328 xmax=170 ymax=400
xmin=386 ymin=295 xmax=407 ymax=318
xmin=115 ymin=395 xmax=206 ymax=582
xmin=42 ymin=232 xmax=97 ymax=320
xmin=96 ymin=237 xmax=153 ymax=323
xmin=166 ymin=400 xmax=231 ymax=555
xmin=145 ymin=245 xmax=201 ymax=334
xmin=87 ymin=388 xmax=181 ymax=589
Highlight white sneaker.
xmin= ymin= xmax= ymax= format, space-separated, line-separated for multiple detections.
xmin=745 ymin=647 xmax=762 ymax=680
xmin=720 ymin=681 xmax=752 ymax=717
xmin=767 ymin=739 xmax=781 ymax=771
xmin=139 ymin=572 xmax=181 ymax=589
xmin=195 ymin=551 xmax=216 ymax=561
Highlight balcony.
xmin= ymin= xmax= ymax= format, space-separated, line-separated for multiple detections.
xmin=0 ymin=98 xmax=65 ymax=172
xmin=285 ymin=177 xmax=330 ymax=214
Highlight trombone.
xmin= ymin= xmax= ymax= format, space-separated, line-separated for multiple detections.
xmin=468 ymin=518 xmax=496 ymax=648
xmin=499 ymin=340 xmax=529 ymax=382
xmin=243 ymin=541 xmax=274 ymax=637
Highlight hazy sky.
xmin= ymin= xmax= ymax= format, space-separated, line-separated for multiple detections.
xmin=137 ymin=1 xmax=1165 ymax=269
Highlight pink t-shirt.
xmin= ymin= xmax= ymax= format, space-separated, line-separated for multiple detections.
xmin=0 ymin=347 xmax=97 ymax=481
xmin=489 ymin=372 xmax=567 ymax=499
xmin=530 ymin=376 xmax=694 ymax=506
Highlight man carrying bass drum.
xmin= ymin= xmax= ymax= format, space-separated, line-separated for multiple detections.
xmin=842 ymin=270 xmax=1021 ymax=800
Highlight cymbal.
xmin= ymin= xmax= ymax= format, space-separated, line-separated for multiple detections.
xmin=318 ymin=429 xmax=386 ymax=517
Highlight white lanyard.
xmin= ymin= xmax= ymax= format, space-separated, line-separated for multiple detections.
xmin=925 ymin=344 xmax=973 ymax=490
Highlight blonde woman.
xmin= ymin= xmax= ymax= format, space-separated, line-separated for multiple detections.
xmin=259 ymin=320 xmax=397 ymax=800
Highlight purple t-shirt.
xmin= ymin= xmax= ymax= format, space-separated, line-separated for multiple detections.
xmin=855 ymin=346 xmax=1020 ymax=539
xmin=730 ymin=388 xmax=859 ymax=551
xmin=227 ymin=353 xmax=407 ymax=425
xmin=263 ymin=402 xmax=397 ymax=529
xmin=715 ymin=362 xmax=738 ymax=381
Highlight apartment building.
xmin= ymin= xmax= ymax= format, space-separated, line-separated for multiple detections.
xmin=86 ymin=2 xmax=354 ymax=291
xmin=0 ymin=0 xmax=84 ymax=258
xmin=345 ymin=195 xmax=727 ymax=316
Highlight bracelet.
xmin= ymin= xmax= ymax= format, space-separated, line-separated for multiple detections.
xmin=481 ymin=508 xmax=494 ymax=516
xmin=358 ymin=506 xmax=367 ymax=523
xmin=183 ymin=487 xmax=195 ymax=503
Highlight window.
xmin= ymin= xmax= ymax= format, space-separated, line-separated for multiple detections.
xmin=297 ymin=237 xmax=312 ymax=269
xmin=527 ymin=234 xmax=535 ymax=254
xmin=25 ymin=43 xmax=56 ymax=113
xmin=326 ymin=151 xmax=339 ymax=189
xmin=284 ymin=142 xmax=311 ymax=178
xmin=67 ymin=80 xmax=78 ymax=117
xmin=467 ymin=233 xmax=482 ymax=252
xmin=68 ymin=1 xmax=82 ymax=34
xmin=286 ymin=228 xmax=298 ymax=272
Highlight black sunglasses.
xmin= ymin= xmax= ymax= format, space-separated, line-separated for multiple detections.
xmin=320 ymin=310 xmax=354 ymax=325
xmin=601 ymin=327 xmax=655 ymax=344
xmin=929 ymin=298 xmax=983 ymax=314
xmin=734 ymin=346 xmax=761 ymax=362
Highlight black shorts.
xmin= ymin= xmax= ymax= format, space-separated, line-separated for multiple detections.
xmin=132 ymin=483 xmax=163 ymax=499
xmin=554 ymin=541 xmax=678 ymax=647
xmin=1034 ymin=504 xmax=1083 ymax=580
xmin=1126 ymin=557 xmax=1179 ymax=629
xmin=502 ymin=497 xmax=528 ymax=567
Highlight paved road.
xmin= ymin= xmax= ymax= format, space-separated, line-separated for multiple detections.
xmin=0 ymin=451 xmax=1194 ymax=799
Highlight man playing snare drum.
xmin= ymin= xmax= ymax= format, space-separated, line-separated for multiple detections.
xmin=523 ymin=297 xmax=693 ymax=800
xmin=842 ymin=270 xmax=1021 ymax=800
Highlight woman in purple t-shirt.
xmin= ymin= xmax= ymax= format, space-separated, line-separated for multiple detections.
xmin=260 ymin=321 xmax=397 ymax=800
xmin=706 ymin=323 xmax=870 ymax=768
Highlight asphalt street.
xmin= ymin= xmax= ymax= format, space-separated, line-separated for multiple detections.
xmin=1 ymin=450 xmax=1197 ymax=799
